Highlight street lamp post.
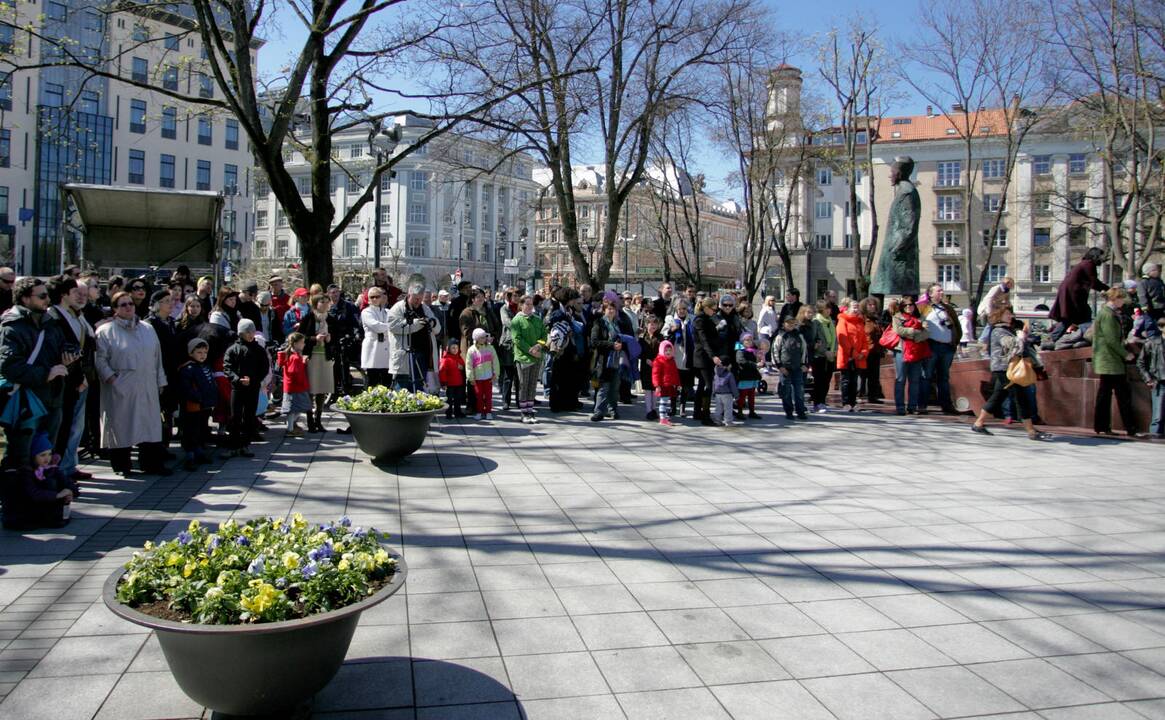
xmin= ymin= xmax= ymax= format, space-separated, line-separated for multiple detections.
xmin=372 ymin=150 xmax=383 ymax=269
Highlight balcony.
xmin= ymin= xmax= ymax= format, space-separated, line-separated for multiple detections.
xmin=934 ymin=180 xmax=964 ymax=190
xmin=933 ymin=212 xmax=963 ymax=223
xmin=933 ymin=246 xmax=962 ymax=257
xmin=940 ymin=281 xmax=964 ymax=293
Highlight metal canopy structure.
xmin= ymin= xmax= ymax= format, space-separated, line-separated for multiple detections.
xmin=62 ymin=184 xmax=223 ymax=269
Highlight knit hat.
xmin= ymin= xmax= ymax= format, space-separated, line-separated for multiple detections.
xmin=208 ymin=310 xmax=230 ymax=329
xmin=150 ymin=289 xmax=170 ymax=305
xmin=30 ymin=432 xmax=53 ymax=457
xmin=741 ymin=332 xmax=754 ymax=342
xmin=472 ymin=327 xmax=488 ymax=342
xmin=187 ymin=337 xmax=209 ymax=354
xmin=257 ymin=291 xmax=272 ymax=305
xmin=237 ymin=318 xmax=257 ymax=335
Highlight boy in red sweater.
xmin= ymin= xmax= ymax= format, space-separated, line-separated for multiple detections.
xmin=438 ymin=339 xmax=467 ymax=418
xmin=653 ymin=340 xmax=681 ymax=426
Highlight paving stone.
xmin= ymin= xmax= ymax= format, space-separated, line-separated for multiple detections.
xmin=911 ymin=622 xmax=1032 ymax=664
xmin=647 ymin=608 xmax=749 ymax=644
xmin=572 ymin=611 xmax=669 ymax=651
xmin=412 ymin=656 xmax=512 ymax=707
xmin=93 ymin=670 xmax=202 ymax=719
xmin=592 ymin=646 xmax=702 ymax=693
xmin=887 ymin=665 xmax=1026 ymax=717
xmin=710 ymin=679 xmax=835 ymax=720
xmin=837 ymin=628 xmax=955 ymax=671
xmin=615 ymin=687 xmax=732 ymax=720
xmin=801 ymin=672 xmax=935 ymax=720
xmin=503 ymin=651 xmax=609 ymax=699
xmin=491 ymin=616 xmax=585 ymax=655
xmin=520 ymin=694 xmax=626 ymax=720
xmin=0 ymin=673 xmax=119 ymax=719
xmin=674 ymin=640 xmax=790 ymax=684
xmin=1048 ymin=652 xmax=1165 ymax=701
xmin=969 ymin=658 xmax=1111 ymax=709
xmin=27 ymin=634 xmax=146 ymax=678
xmin=481 ymin=588 xmax=566 ymax=619
xmin=410 ymin=621 xmax=498 ymax=660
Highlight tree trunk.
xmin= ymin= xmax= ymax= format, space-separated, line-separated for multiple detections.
xmin=299 ymin=228 xmax=335 ymax=290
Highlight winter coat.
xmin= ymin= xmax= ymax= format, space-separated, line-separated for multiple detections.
xmin=176 ymin=360 xmax=218 ymax=411
xmin=438 ymin=352 xmax=466 ymax=387
xmin=1138 ymin=276 xmax=1165 ymax=318
xmin=692 ymin=313 xmax=721 ymax=370
xmin=639 ymin=330 xmax=663 ymax=386
xmin=713 ymin=311 xmax=743 ymax=366
xmin=652 ymin=343 xmax=681 ymax=390
xmin=281 ymin=352 xmax=309 ymax=394
xmin=511 ymin=312 xmax=547 ymax=366
xmin=589 ymin=317 xmax=622 ymax=380
xmin=360 ymin=305 xmax=392 ymax=370
xmin=712 ymin=365 xmax=738 ymax=396
xmin=0 ymin=305 xmax=67 ymax=411
xmin=835 ymin=312 xmax=871 ymax=370
xmin=1137 ymin=334 xmax=1165 ymax=383
xmin=892 ymin=313 xmax=931 ymax=363
xmin=223 ymin=337 xmax=270 ymax=390
xmin=498 ymin=303 xmax=519 ymax=366
xmin=2 ymin=464 xmax=76 ymax=529
xmin=95 ymin=317 xmax=166 ymax=448
xmin=296 ymin=311 xmax=338 ymax=361
xmin=466 ymin=343 xmax=500 ymax=382
xmin=757 ymin=304 xmax=779 ymax=339
xmin=812 ymin=313 xmax=836 ymax=360
xmin=1092 ymin=304 xmax=1129 ymax=376
xmin=734 ymin=343 xmax=762 ymax=384
xmin=664 ymin=313 xmax=695 ymax=370
xmin=459 ymin=305 xmax=500 ymax=358
xmin=774 ymin=329 xmax=807 ymax=370
xmin=1050 ymin=258 xmax=1109 ymax=326
xmin=386 ymin=299 xmax=441 ymax=376
xmin=282 ymin=303 xmax=310 ymax=337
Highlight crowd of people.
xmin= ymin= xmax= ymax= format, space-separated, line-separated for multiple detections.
xmin=1 ymin=252 xmax=1162 ymax=530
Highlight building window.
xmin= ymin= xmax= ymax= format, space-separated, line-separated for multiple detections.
xmin=410 ymin=171 xmax=427 ymax=191
xmin=814 ymin=201 xmax=832 ymax=219
xmin=380 ymin=174 xmax=390 ymax=191
xmin=845 ymin=200 xmax=862 ymax=217
xmin=199 ymin=72 xmax=214 ymax=98
xmin=982 ymin=228 xmax=1008 ymax=247
xmin=159 ymin=154 xmax=175 ymax=188
xmin=343 ymin=235 xmax=359 ymax=257
xmin=198 ymin=116 xmax=212 ymax=145
xmin=254 ymin=240 xmax=268 ymax=258
xmin=1035 ymin=193 xmax=1052 ymax=212
xmin=408 ymin=202 xmax=428 ymax=224
xmin=817 ymin=166 xmax=832 ymax=185
xmin=276 ymin=236 xmax=289 ymax=256
xmin=161 ymin=107 xmax=177 ymax=139
xmin=408 ymin=234 xmax=429 ymax=257
xmin=1068 ymin=153 xmax=1087 ymax=174
xmin=0 ymin=186 xmax=7 ymax=224
xmin=937 ymin=229 xmax=960 ymax=254
xmin=224 ymin=164 xmax=238 ymax=194
xmin=844 ymin=234 xmax=854 ymax=249
xmin=814 ymin=233 xmax=833 ymax=250
xmin=84 ymin=9 xmax=102 ymax=32
xmin=982 ymin=159 xmax=1005 ymax=179
xmin=128 ymin=149 xmax=145 ymax=184
xmin=936 ymin=161 xmax=962 ymax=187
xmin=938 ymin=264 xmax=961 ymax=289
xmin=380 ymin=206 xmax=390 ymax=224
xmin=347 ymin=174 xmax=362 ymax=193
xmin=196 ymin=160 xmax=211 ymax=190
xmin=225 ymin=119 xmax=239 ymax=150
xmin=1070 ymin=191 xmax=1088 ymax=212
xmin=129 ymin=99 xmax=146 ymax=133
xmin=78 ymin=90 xmax=99 ymax=114
xmin=983 ymin=193 xmax=1004 ymax=212
xmin=1034 ymin=264 xmax=1052 ymax=283
xmin=349 ymin=144 xmax=364 ymax=158
xmin=164 ymin=33 xmax=179 ymax=51
xmin=47 ymin=1 xmax=68 ymax=21
xmin=293 ymin=176 xmax=308 ymax=195
xmin=132 ymin=23 xmax=148 ymax=41
xmin=0 ymin=129 xmax=9 ymax=168
xmin=987 ymin=264 xmax=1007 ymax=283
xmin=132 ymin=57 xmax=148 ymax=84
xmin=277 ymin=209 xmax=288 ymax=227
xmin=162 ymin=65 xmax=178 ymax=91
xmin=0 ymin=72 xmax=11 ymax=111
xmin=43 ymin=83 xmax=64 ymax=107
xmin=256 ymin=209 xmax=268 ymax=227
xmin=936 ymin=195 xmax=962 ymax=220
xmin=1033 ymin=227 xmax=1051 ymax=247
xmin=1033 ymin=155 xmax=1051 ymax=175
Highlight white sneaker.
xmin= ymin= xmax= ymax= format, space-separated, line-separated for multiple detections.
xmin=488 ymin=413 xmax=497 ymax=420
xmin=528 ymin=415 xmax=538 ymax=424
xmin=476 ymin=413 xmax=485 ymax=420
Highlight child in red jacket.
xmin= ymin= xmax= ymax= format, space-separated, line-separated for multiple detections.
xmin=438 ymin=339 xmax=467 ymax=419
xmin=281 ymin=332 xmax=310 ymax=436
xmin=653 ymin=340 xmax=681 ymax=426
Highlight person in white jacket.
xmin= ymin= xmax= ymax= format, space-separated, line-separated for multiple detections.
xmin=757 ymin=295 xmax=779 ymax=344
xmin=977 ymin=277 xmax=1015 ymax=320
xmin=360 ymin=287 xmax=392 ymax=388
xmin=386 ymin=284 xmax=441 ymax=392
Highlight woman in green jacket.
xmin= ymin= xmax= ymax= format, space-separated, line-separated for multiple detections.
xmin=510 ymin=295 xmax=547 ymax=424
xmin=1092 ymin=287 xmax=1142 ymax=436
xmin=809 ymin=299 xmax=836 ymax=412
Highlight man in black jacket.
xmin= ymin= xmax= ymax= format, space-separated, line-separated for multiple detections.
xmin=147 ymin=290 xmax=180 ymax=451
xmin=327 ymin=284 xmax=361 ymax=398
xmin=223 ymin=319 xmax=269 ymax=457
xmin=46 ymin=275 xmax=94 ymax=481
xmin=0 ymin=278 xmax=72 ymax=470
xmin=237 ymin=283 xmax=264 ymax=328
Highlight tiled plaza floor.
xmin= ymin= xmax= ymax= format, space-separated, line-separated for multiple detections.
xmin=2 ymin=394 xmax=1164 ymax=719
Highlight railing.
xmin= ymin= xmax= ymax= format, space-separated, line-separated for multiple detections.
xmin=933 ymin=212 xmax=963 ymax=222
xmin=934 ymin=246 xmax=961 ymax=256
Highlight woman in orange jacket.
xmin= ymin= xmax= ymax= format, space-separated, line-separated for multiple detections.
xmin=835 ymin=298 xmax=871 ymax=412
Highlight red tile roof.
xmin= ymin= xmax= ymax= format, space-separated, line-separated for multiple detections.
xmin=876 ymin=108 xmax=1011 ymax=143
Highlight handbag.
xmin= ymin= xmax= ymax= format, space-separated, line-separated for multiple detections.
xmin=0 ymin=329 xmax=48 ymax=430
xmin=1006 ymin=356 xmax=1037 ymax=387
xmin=878 ymin=325 xmax=900 ymax=350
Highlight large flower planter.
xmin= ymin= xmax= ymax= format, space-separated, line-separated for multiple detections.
xmin=336 ymin=406 xmax=446 ymax=461
xmin=103 ymin=551 xmax=407 ymax=716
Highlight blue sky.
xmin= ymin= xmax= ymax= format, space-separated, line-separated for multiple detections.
xmin=256 ymin=0 xmax=930 ymax=202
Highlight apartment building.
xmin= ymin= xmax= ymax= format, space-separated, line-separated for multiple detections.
xmin=251 ymin=117 xmax=540 ymax=290
xmin=532 ymin=164 xmax=747 ymax=292
xmin=0 ymin=0 xmax=257 ymax=275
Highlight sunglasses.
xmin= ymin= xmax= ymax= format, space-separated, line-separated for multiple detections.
xmin=32 ymin=292 xmax=49 ymax=299
xmin=116 ymin=301 xmax=135 ymax=308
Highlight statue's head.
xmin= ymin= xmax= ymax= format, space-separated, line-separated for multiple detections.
xmin=891 ymin=156 xmax=915 ymax=185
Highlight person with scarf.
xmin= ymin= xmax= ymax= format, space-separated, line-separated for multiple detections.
xmin=692 ymin=297 xmax=723 ymax=426
xmin=295 ymin=294 xmax=335 ymax=433
xmin=46 ymin=275 xmax=95 ymax=481
xmin=859 ymin=296 xmax=885 ymax=403
xmin=1 ymin=431 xmax=79 ymax=529
xmin=95 ymin=291 xmax=170 ymax=476
xmin=223 ymin=319 xmax=270 ymax=456
xmin=282 ymin=287 xmax=311 ymax=337
xmin=971 ymin=305 xmax=1050 ymax=440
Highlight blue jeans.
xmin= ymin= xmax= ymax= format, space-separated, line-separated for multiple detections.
xmin=780 ymin=368 xmax=807 ymax=416
xmin=1151 ymin=383 xmax=1164 ymax=435
xmin=893 ymin=352 xmax=923 ymax=412
xmin=922 ymin=341 xmax=955 ymax=411
xmin=59 ymin=387 xmax=88 ymax=477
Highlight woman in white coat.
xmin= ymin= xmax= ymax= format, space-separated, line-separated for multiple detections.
xmin=757 ymin=295 xmax=780 ymax=345
xmin=360 ymin=287 xmax=393 ymax=388
xmin=96 ymin=291 xmax=170 ymax=477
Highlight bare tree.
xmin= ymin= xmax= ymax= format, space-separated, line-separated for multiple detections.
xmin=644 ymin=110 xmax=708 ymax=288
xmin=422 ymin=0 xmax=763 ymax=290
xmin=1 ymin=0 xmax=545 ymax=285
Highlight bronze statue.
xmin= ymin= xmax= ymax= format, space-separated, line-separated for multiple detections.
xmin=871 ymin=156 xmax=921 ymax=296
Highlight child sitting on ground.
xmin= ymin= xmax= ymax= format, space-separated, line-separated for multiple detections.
xmin=281 ymin=332 xmax=310 ymax=437
xmin=466 ymin=328 xmax=500 ymax=420
xmin=1 ymin=432 xmax=78 ymax=530
xmin=712 ymin=364 xmax=739 ymax=427
xmin=652 ymin=340 xmax=681 ymax=426
xmin=438 ymin=339 xmax=467 ymax=419
xmin=176 ymin=338 xmax=218 ymax=469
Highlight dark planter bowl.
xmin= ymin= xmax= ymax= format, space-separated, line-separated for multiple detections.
xmin=335 ymin=406 xmax=446 ymax=461
xmin=103 ymin=550 xmax=407 ymax=716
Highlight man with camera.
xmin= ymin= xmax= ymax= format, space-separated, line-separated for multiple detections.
xmin=386 ymin=284 xmax=440 ymax=392
xmin=922 ymin=283 xmax=962 ymax=414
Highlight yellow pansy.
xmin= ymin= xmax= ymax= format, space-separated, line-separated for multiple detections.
xmin=337 ymin=558 xmax=350 ymax=571
xmin=182 ymin=562 xmax=197 ymax=578
xmin=281 ymin=551 xmax=300 ymax=569
xmin=291 ymin=513 xmax=306 ymax=529
xmin=374 ymin=549 xmax=390 ymax=566
xmin=188 ymin=519 xmax=200 ymax=533
xmin=166 ymin=553 xmax=181 ymax=567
